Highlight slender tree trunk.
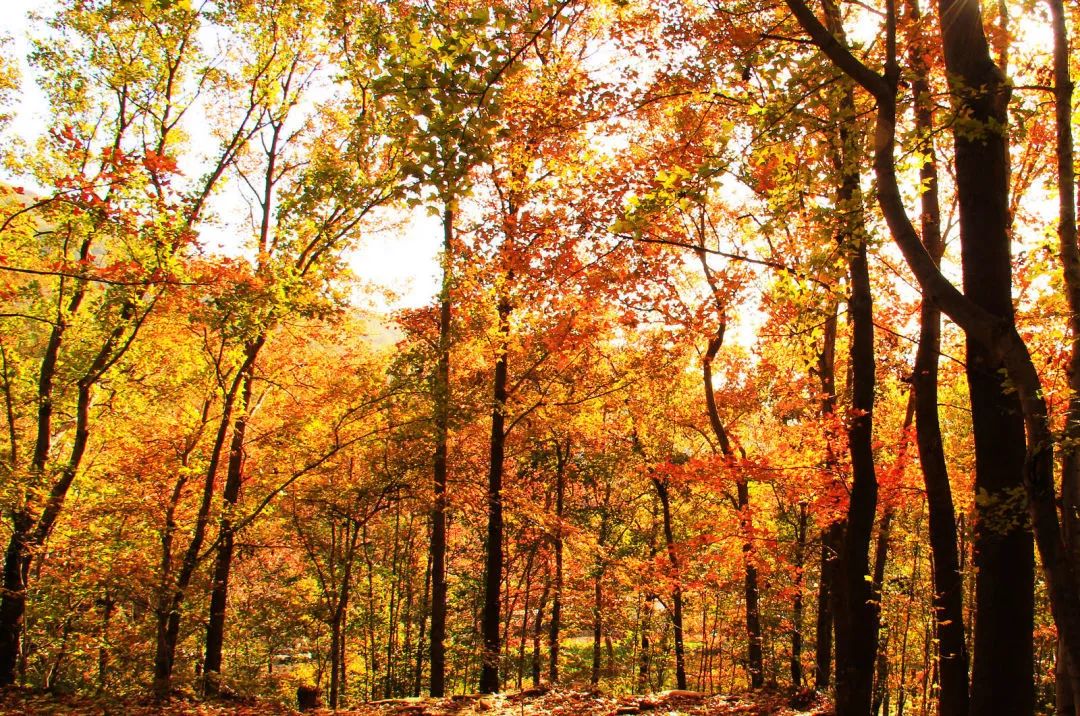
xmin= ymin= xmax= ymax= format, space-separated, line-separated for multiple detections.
xmin=903 ymin=4 xmax=970 ymax=711
xmin=531 ymin=574 xmax=549 ymax=688
xmin=870 ymin=509 xmax=893 ymax=715
xmin=590 ymin=571 xmax=602 ymax=688
xmin=152 ymin=345 xmax=257 ymax=699
xmin=792 ymin=502 xmax=808 ymax=688
xmin=1048 ymin=0 xmax=1080 ymax=712
xmin=638 ymin=593 xmax=652 ymax=693
xmin=413 ymin=539 xmax=431 ymax=698
xmin=548 ymin=449 xmax=566 ymax=685
xmin=204 ymin=337 xmax=264 ymax=692
xmin=479 ymin=295 xmax=510 ymax=694
xmin=825 ymin=35 xmax=880 ymax=710
xmin=429 ymin=203 xmax=453 ymax=697
xmin=814 ymin=303 xmax=840 ymax=692
xmin=652 ymin=477 xmax=687 ymax=690
xmin=699 ymin=312 xmax=764 ymax=689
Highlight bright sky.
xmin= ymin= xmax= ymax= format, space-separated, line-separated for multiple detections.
xmin=4 ymin=0 xmax=442 ymax=313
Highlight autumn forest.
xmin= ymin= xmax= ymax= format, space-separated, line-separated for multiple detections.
xmin=0 ymin=0 xmax=1077 ymax=714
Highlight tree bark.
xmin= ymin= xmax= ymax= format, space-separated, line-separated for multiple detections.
xmin=813 ymin=303 xmax=840 ymax=692
xmin=652 ymin=477 xmax=688 ymax=690
xmin=548 ymin=445 xmax=566 ymax=685
xmin=904 ymin=4 xmax=970 ymax=710
xmin=479 ymin=294 xmax=511 ymax=694
xmin=1048 ymin=0 xmax=1080 ymax=711
xmin=823 ymin=29 xmax=881 ymax=709
xmin=429 ymin=203 xmax=453 ymax=697
xmin=204 ymin=337 xmax=264 ymax=692
xmin=779 ymin=0 xmax=1080 ymax=705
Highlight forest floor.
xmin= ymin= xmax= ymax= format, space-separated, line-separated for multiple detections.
xmin=0 ymin=686 xmax=833 ymax=715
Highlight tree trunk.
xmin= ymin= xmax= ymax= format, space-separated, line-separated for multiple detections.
xmin=827 ymin=39 xmax=880 ymax=711
xmin=429 ymin=203 xmax=453 ymax=698
xmin=1048 ymin=0 xmax=1080 ymax=711
xmin=531 ymin=574 xmax=549 ymax=688
xmin=590 ymin=571 xmax=602 ymax=688
xmin=935 ymin=0 xmax=1036 ymax=710
xmin=548 ymin=450 xmax=566 ymax=685
xmin=699 ymin=311 xmax=764 ymax=689
xmin=479 ymin=294 xmax=510 ymax=694
xmin=792 ymin=502 xmax=808 ymax=688
xmin=652 ymin=477 xmax=687 ymax=690
xmin=204 ymin=338 xmax=264 ymax=692
xmin=903 ymin=4 xmax=970 ymax=710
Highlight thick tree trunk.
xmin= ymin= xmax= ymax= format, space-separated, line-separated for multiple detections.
xmin=479 ymin=295 xmax=510 ymax=694
xmin=932 ymin=2 xmax=1037 ymax=711
xmin=429 ymin=204 xmax=453 ymax=697
xmin=780 ymin=0 xmax=1080 ymax=697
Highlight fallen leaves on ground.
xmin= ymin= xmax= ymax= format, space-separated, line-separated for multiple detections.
xmin=0 ymin=687 xmax=832 ymax=716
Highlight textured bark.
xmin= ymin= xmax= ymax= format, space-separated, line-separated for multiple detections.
xmin=652 ymin=477 xmax=687 ymax=690
xmin=204 ymin=337 xmax=264 ymax=691
xmin=429 ymin=204 xmax=453 ymax=697
xmin=698 ymin=255 xmax=763 ymax=689
xmin=1049 ymin=0 xmax=1080 ymax=710
xmin=548 ymin=447 xmax=566 ymax=685
xmin=781 ymin=0 xmax=1080 ymax=703
xmin=824 ymin=26 xmax=880 ymax=709
xmin=904 ymin=4 xmax=970 ymax=710
xmin=479 ymin=295 xmax=511 ymax=694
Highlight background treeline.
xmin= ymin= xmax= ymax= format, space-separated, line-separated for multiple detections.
xmin=0 ymin=0 xmax=1077 ymax=715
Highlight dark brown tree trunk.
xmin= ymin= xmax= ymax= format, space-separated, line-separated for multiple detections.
xmin=590 ymin=572 xmax=602 ymax=688
xmin=826 ymin=43 xmax=880 ymax=711
xmin=1048 ymin=0 xmax=1080 ymax=712
xmin=903 ymin=5 xmax=970 ymax=711
xmin=531 ymin=574 xmax=549 ymax=688
xmin=813 ymin=303 xmax=840 ymax=692
xmin=870 ymin=508 xmax=893 ymax=715
xmin=781 ymin=0 xmax=1080 ymax=704
xmin=413 ymin=541 xmax=431 ymax=698
xmin=429 ymin=204 xmax=453 ymax=698
xmin=638 ymin=593 xmax=652 ymax=693
xmin=814 ymin=522 xmax=842 ymax=691
xmin=652 ymin=477 xmax=687 ymax=690
xmin=204 ymin=337 xmax=264 ymax=692
xmin=548 ymin=449 xmax=566 ymax=685
xmin=699 ymin=303 xmax=764 ymax=689
xmin=0 ymin=294 xmax=133 ymax=685
xmin=792 ymin=502 xmax=808 ymax=688
xmin=933 ymin=1 xmax=1036 ymax=711
xmin=479 ymin=295 xmax=511 ymax=694
xmin=152 ymin=347 xmax=256 ymax=700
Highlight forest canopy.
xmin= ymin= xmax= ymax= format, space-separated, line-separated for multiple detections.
xmin=0 ymin=0 xmax=1078 ymax=714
